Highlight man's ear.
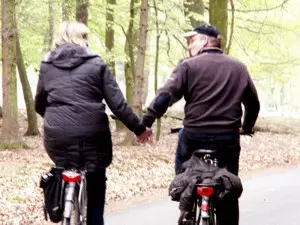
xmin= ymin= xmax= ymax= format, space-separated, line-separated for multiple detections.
xmin=202 ymin=35 xmax=209 ymax=47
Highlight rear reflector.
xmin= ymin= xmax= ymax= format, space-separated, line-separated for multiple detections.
xmin=196 ymin=186 xmax=214 ymax=197
xmin=62 ymin=171 xmax=81 ymax=182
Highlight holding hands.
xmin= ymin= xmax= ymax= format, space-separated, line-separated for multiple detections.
xmin=137 ymin=127 xmax=153 ymax=144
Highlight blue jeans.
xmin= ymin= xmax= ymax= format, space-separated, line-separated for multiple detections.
xmin=86 ymin=170 xmax=106 ymax=225
xmin=175 ymin=128 xmax=241 ymax=225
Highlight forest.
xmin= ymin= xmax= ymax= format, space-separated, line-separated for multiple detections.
xmin=0 ymin=0 xmax=300 ymax=223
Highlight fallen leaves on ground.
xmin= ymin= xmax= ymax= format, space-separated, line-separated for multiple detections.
xmin=0 ymin=116 xmax=299 ymax=224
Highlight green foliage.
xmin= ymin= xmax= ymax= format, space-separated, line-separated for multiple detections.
xmin=9 ymin=0 xmax=300 ymax=110
xmin=230 ymin=0 xmax=300 ymax=83
xmin=16 ymin=0 xmax=62 ymax=69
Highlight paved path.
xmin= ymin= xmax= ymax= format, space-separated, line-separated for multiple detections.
xmin=105 ymin=167 xmax=300 ymax=225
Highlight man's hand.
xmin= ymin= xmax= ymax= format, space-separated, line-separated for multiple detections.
xmin=239 ymin=128 xmax=254 ymax=136
xmin=137 ymin=127 xmax=153 ymax=144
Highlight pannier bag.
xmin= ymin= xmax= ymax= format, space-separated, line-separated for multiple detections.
xmin=39 ymin=167 xmax=64 ymax=223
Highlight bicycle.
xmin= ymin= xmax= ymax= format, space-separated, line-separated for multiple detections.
xmin=172 ymin=127 xmax=253 ymax=225
xmin=179 ymin=149 xmax=219 ymax=225
xmin=61 ymin=169 xmax=88 ymax=225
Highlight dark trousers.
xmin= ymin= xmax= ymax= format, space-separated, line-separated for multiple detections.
xmin=175 ymin=129 xmax=241 ymax=225
xmin=86 ymin=170 xmax=106 ymax=225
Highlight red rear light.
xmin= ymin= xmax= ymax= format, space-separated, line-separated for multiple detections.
xmin=62 ymin=171 xmax=81 ymax=182
xmin=196 ymin=186 xmax=214 ymax=197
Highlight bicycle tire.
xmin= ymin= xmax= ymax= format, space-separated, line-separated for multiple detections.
xmin=198 ymin=206 xmax=216 ymax=225
xmin=200 ymin=218 xmax=210 ymax=225
xmin=79 ymin=174 xmax=88 ymax=225
xmin=63 ymin=193 xmax=80 ymax=225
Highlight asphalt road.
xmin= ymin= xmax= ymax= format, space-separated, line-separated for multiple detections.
xmin=105 ymin=167 xmax=300 ymax=225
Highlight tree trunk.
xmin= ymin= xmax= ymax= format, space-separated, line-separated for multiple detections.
xmin=124 ymin=0 xmax=137 ymax=85
xmin=16 ymin=31 xmax=40 ymax=136
xmin=142 ymin=68 xmax=149 ymax=105
xmin=124 ymin=62 xmax=134 ymax=106
xmin=280 ymin=84 xmax=285 ymax=110
xmin=124 ymin=4 xmax=135 ymax=106
xmin=62 ymin=0 xmax=73 ymax=21
xmin=105 ymin=0 xmax=116 ymax=77
xmin=76 ymin=0 xmax=88 ymax=25
xmin=226 ymin=0 xmax=235 ymax=55
xmin=154 ymin=0 xmax=161 ymax=141
xmin=120 ymin=62 xmax=136 ymax=145
xmin=105 ymin=0 xmax=124 ymax=129
xmin=184 ymin=0 xmax=205 ymax=28
xmin=209 ymin=0 xmax=228 ymax=51
xmin=43 ymin=0 xmax=54 ymax=53
xmin=1 ymin=0 xmax=24 ymax=149
xmin=48 ymin=0 xmax=54 ymax=48
xmin=120 ymin=0 xmax=138 ymax=146
xmin=133 ymin=0 xmax=149 ymax=117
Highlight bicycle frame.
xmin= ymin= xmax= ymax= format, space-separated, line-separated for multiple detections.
xmin=194 ymin=183 xmax=218 ymax=225
xmin=61 ymin=170 xmax=87 ymax=225
xmin=172 ymin=129 xmax=251 ymax=225
xmin=193 ymin=151 xmax=218 ymax=225
xmin=78 ymin=171 xmax=88 ymax=223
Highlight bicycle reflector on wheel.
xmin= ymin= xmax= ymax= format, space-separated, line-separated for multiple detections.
xmin=62 ymin=171 xmax=81 ymax=182
xmin=196 ymin=186 xmax=214 ymax=197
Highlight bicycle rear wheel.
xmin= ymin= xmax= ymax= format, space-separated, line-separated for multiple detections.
xmin=200 ymin=218 xmax=210 ymax=225
xmin=62 ymin=183 xmax=80 ymax=225
xmin=78 ymin=173 xmax=88 ymax=225
xmin=200 ymin=213 xmax=217 ymax=225
xmin=63 ymin=194 xmax=80 ymax=225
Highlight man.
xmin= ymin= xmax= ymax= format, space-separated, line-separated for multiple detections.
xmin=142 ymin=24 xmax=260 ymax=225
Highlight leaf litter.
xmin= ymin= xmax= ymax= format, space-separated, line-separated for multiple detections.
xmin=0 ymin=115 xmax=300 ymax=224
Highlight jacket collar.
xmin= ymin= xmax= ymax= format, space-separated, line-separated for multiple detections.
xmin=198 ymin=47 xmax=223 ymax=55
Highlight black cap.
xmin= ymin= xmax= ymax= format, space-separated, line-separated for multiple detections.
xmin=183 ymin=24 xmax=220 ymax=38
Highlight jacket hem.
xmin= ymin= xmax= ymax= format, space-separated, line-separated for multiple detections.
xmin=183 ymin=126 xmax=239 ymax=134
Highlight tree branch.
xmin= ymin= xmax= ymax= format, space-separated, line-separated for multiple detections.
xmin=236 ymin=25 xmax=272 ymax=35
xmin=259 ymin=59 xmax=300 ymax=65
xmin=232 ymin=36 xmax=252 ymax=60
xmin=235 ymin=16 xmax=296 ymax=33
xmin=113 ymin=21 xmax=127 ymax=38
xmin=164 ymin=30 xmax=176 ymax=67
xmin=172 ymin=33 xmax=187 ymax=51
xmin=234 ymin=0 xmax=289 ymax=13
xmin=159 ymin=8 xmax=168 ymax=36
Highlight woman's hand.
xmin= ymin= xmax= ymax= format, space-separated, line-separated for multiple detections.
xmin=137 ymin=127 xmax=153 ymax=144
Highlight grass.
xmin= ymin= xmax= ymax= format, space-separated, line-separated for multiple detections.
xmin=254 ymin=117 xmax=300 ymax=134
xmin=6 ymin=195 xmax=27 ymax=204
xmin=0 ymin=142 xmax=29 ymax=150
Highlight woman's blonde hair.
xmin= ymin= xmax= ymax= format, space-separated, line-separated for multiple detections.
xmin=52 ymin=21 xmax=90 ymax=49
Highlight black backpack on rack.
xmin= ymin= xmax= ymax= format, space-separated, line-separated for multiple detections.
xmin=39 ymin=167 xmax=64 ymax=223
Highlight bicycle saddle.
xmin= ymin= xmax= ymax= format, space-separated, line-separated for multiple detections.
xmin=194 ymin=149 xmax=217 ymax=155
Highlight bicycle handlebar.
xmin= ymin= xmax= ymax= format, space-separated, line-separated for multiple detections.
xmin=169 ymin=126 xmax=254 ymax=136
xmin=170 ymin=127 xmax=183 ymax=134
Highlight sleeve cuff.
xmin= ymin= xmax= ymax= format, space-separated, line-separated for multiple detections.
xmin=134 ymin=124 xmax=146 ymax=136
xmin=142 ymin=117 xmax=155 ymax=128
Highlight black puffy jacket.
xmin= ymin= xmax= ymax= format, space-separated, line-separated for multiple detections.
xmin=169 ymin=153 xmax=243 ymax=211
xmin=35 ymin=43 xmax=145 ymax=171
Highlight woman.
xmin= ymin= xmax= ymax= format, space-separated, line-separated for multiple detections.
xmin=35 ymin=21 xmax=151 ymax=225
